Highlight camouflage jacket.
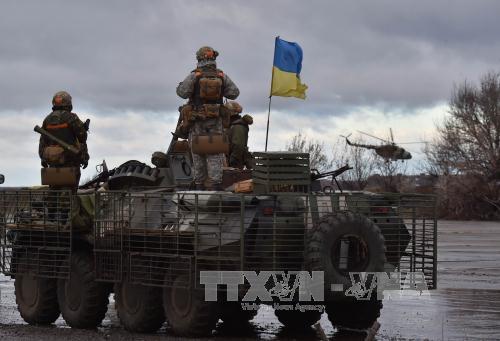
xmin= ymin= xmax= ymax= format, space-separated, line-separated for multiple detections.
xmin=38 ymin=110 xmax=89 ymax=166
xmin=229 ymin=118 xmax=249 ymax=147
xmin=176 ymin=66 xmax=240 ymax=101
xmin=228 ymin=118 xmax=251 ymax=169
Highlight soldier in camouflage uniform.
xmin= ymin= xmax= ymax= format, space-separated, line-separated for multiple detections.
xmin=228 ymin=106 xmax=253 ymax=169
xmin=39 ymin=91 xmax=89 ymax=189
xmin=176 ymin=46 xmax=240 ymax=190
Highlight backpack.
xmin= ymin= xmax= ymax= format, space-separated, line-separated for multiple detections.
xmin=194 ymin=68 xmax=224 ymax=103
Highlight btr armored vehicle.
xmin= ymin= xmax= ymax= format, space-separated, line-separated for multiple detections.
xmin=0 ymin=139 xmax=437 ymax=336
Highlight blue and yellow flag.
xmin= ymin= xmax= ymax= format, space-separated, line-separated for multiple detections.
xmin=270 ymin=37 xmax=308 ymax=99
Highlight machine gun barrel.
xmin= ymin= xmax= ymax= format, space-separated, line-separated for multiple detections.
xmin=79 ymin=160 xmax=115 ymax=189
xmin=310 ymin=164 xmax=352 ymax=181
xmin=34 ymin=125 xmax=80 ymax=155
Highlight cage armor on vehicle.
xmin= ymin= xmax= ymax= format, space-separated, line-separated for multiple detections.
xmin=0 ymin=146 xmax=437 ymax=336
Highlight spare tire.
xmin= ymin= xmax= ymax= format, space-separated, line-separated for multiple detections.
xmin=306 ymin=211 xmax=386 ymax=299
xmin=108 ymin=160 xmax=158 ymax=190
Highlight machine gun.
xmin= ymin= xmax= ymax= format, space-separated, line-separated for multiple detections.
xmin=310 ymin=164 xmax=352 ymax=193
xmin=34 ymin=125 xmax=80 ymax=155
xmin=79 ymin=160 xmax=116 ymax=189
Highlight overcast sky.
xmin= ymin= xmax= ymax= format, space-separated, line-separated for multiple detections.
xmin=1 ymin=0 xmax=500 ymax=185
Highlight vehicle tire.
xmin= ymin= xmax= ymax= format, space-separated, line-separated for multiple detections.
xmin=57 ymin=250 xmax=109 ymax=329
xmin=274 ymin=309 xmax=322 ymax=330
xmin=326 ymin=299 xmax=382 ymax=330
xmin=220 ymin=302 xmax=258 ymax=326
xmin=115 ymin=279 xmax=165 ymax=332
xmin=163 ymin=273 xmax=219 ymax=336
xmin=306 ymin=211 xmax=386 ymax=298
xmin=14 ymin=254 xmax=60 ymax=325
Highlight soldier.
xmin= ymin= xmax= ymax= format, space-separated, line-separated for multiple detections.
xmin=228 ymin=108 xmax=253 ymax=169
xmin=176 ymin=46 xmax=240 ymax=190
xmin=39 ymin=91 xmax=89 ymax=190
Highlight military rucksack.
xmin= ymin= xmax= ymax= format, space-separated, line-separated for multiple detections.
xmin=194 ymin=68 xmax=224 ymax=103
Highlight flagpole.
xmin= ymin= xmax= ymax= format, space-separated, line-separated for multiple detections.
xmin=265 ymin=36 xmax=279 ymax=152
xmin=265 ymin=95 xmax=272 ymax=151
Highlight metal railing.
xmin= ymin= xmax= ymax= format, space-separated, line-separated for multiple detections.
xmin=94 ymin=191 xmax=437 ymax=289
xmin=0 ymin=190 xmax=73 ymax=279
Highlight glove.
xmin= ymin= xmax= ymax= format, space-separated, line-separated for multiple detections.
xmin=81 ymin=161 xmax=88 ymax=169
xmin=41 ymin=160 xmax=48 ymax=168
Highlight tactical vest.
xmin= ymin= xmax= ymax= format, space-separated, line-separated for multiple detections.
xmin=44 ymin=111 xmax=77 ymax=146
xmin=191 ymin=68 xmax=225 ymax=107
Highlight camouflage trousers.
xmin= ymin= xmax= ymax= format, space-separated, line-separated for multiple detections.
xmin=189 ymin=118 xmax=225 ymax=186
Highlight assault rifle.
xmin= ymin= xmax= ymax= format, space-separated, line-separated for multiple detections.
xmin=310 ymin=164 xmax=352 ymax=193
xmin=34 ymin=125 xmax=80 ymax=154
xmin=79 ymin=160 xmax=116 ymax=189
xmin=83 ymin=119 xmax=91 ymax=131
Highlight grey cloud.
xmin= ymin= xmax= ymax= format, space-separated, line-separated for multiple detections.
xmin=0 ymin=0 xmax=499 ymax=115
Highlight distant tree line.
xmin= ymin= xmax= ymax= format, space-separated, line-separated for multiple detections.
xmin=424 ymin=72 xmax=500 ymax=220
xmin=286 ymin=71 xmax=500 ymax=220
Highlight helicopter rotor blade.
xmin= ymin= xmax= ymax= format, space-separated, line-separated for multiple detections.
xmin=356 ymin=130 xmax=391 ymax=144
xmin=398 ymin=141 xmax=429 ymax=145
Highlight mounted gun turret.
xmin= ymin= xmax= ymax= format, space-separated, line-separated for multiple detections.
xmin=310 ymin=164 xmax=352 ymax=193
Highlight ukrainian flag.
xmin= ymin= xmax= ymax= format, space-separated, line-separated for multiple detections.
xmin=270 ymin=37 xmax=308 ymax=99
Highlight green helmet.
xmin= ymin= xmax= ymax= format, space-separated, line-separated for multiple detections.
xmin=52 ymin=91 xmax=72 ymax=108
xmin=196 ymin=46 xmax=218 ymax=61
xmin=242 ymin=114 xmax=253 ymax=125
xmin=224 ymin=101 xmax=243 ymax=115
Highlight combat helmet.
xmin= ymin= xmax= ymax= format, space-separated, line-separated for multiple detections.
xmin=224 ymin=101 xmax=243 ymax=115
xmin=52 ymin=91 xmax=72 ymax=109
xmin=196 ymin=46 xmax=219 ymax=61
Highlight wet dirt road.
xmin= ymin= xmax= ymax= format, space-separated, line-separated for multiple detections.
xmin=1 ymin=220 xmax=499 ymax=340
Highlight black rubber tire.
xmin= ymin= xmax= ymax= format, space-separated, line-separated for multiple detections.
xmin=306 ymin=211 xmax=386 ymax=298
xmin=274 ymin=309 xmax=322 ymax=330
xmin=220 ymin=302 xmax=258 ymax=326
xmin=115 ymin=280 xmax=165 ymax=333
xmin=326 ymin=299 xmax=382 ymax=330
xmin=57 ymin=251 xmax=109 ymax=329
xmin=163 ymin=274 xmax=219 ymax=337
xmin=14 ymin=254 xmax=60 ymax=325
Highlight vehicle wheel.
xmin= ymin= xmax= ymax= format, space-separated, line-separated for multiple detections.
xmin=306 ymin=211 xmax=386 ymax=298
xmin=115 ymin=279 xmax=165 ymax=332
xmin=57 ymin=250 xmax=109 ymax=329
xmin=274 ymin=309 xmax=322 ymax=330
xmin=163 ymin=273 xmax=219 ymax=336
xmin=220 ymin=302 xmax=258 ymax=326
xmin=14 ymin=254 xmax=60 ymax=325
xmin=326 ymin=299 xmax=382 ymax=330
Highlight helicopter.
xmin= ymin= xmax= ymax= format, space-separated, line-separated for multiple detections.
xmin=342 ymin=128 xmax=423 ymax=161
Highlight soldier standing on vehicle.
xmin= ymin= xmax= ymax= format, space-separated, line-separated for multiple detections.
xmin=38 ymin=91 xmax=89 ymax=190
xmin=225 ymin=102 xmax=253 ymax=169
xmin=176 ymin=46 xmax=240 ymax=190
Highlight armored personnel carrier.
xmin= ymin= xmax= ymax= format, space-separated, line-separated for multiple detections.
xmin=0 ymin=138 xmax=437 ymax=337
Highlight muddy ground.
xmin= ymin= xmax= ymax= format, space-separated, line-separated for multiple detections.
xmin=1 ymin=220 xmax=499 ymax=340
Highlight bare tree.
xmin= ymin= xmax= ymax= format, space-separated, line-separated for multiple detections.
xmin=286 ymin=132 xmax=333 ymax=172
xmin=425 ymin=72 xmax=500 ymax=219
xmin=373 ymin=158 xmax=409 ymax=192
xmin=332 ymin=137 xmax=377 ymax=190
